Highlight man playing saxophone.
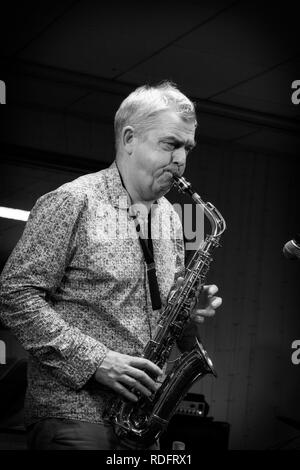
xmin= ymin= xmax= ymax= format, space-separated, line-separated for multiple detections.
xmin=0 ymin=81 xmax=222 ymax=450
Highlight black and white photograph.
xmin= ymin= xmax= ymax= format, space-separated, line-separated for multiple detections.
xmin=0 ymin=0 xmax=299 ymax=454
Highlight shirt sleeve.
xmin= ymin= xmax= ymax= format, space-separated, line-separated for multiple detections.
xmin=0 ymin=189 xmax=108 ymax=390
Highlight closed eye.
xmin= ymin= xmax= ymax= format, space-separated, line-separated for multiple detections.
xmin=161 ymin=141 xmax=176 ymax=151
xmin=160 ymin=140 xmax=196 ymax=154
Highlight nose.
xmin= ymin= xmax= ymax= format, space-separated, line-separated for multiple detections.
xmin=171 ymin=147 xmax=186 ymax=170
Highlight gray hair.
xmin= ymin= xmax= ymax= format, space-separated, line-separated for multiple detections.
xmin=114 ymin=81 xmax=197 ymax=152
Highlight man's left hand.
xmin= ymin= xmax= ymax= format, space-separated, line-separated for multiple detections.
xmin=176 ymin=277 xmax=222 ymax=323
xmin=191 ymin=284 xmax=222 ymax=323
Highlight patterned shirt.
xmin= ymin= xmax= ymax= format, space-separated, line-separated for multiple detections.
xmin=0 ymin=161 xmax=185 ymax=426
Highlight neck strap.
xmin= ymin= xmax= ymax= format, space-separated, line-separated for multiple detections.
xmin=134 ymin=210 xmax=162 ymax=311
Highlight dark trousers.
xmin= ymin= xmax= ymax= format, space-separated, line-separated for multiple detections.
xmin=26 ymin=418 xmax=159 ymax=450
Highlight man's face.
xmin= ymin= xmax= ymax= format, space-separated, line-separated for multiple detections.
xmin=129 ymin=109 xmax=196 ymax=201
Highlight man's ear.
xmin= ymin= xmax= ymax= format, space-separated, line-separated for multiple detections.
xmin=122 ymin=126 xmax=135 ymax=154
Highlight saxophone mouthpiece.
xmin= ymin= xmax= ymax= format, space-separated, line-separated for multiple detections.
xmin=172 ymin=175 xmax=193 ymax=195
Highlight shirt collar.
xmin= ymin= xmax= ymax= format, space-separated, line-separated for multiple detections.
xmin=106 ymin=161 xmax=131 ymax=209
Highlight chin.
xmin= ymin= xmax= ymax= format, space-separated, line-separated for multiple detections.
xmin=156 ymin=184 xmax=172 ymax=198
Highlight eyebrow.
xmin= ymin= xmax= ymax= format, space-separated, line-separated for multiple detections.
xmin=161 ymin=135 xmax=196 ymax=149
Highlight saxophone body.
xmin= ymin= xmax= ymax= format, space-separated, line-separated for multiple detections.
xmin=108 ymin=176 xmax=226 ymax=449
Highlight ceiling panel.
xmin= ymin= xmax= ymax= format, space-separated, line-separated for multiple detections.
xmin=175 ymin=1 xmax=300 ymax=70
xmin=0 ymin=0 xmax=75 ymax=57
xmin=17 ymin=1 xmax=234 ymax=78
xmin=120 ymin=45 xmax=266 ymax=98
xmin=212 ymin=59 xmax=300 ymax=118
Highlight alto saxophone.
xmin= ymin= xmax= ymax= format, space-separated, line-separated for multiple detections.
xmin=108 ymin=175 xmax=226 ymax=449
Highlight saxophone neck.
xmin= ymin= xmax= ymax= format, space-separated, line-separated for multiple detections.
xmin=172 ymin=175 xmax=226 ymax=238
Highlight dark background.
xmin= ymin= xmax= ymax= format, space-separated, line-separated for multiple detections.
xmin=0 ymin=0 xmax=300 ymax=450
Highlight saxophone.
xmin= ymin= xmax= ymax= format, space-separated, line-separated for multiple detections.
xmin=108 ymin=175 xmax=226 ymax=449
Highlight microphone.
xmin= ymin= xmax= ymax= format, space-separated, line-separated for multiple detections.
xmin=283 ymin=234 xmax=300 ymax=260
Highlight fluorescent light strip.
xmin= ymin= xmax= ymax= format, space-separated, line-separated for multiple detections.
xmin=0 ymin=206 xmax=30 ymax=221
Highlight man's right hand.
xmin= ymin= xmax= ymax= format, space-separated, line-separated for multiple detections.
xmin=94 ymin=350 xmax=163 ymax=402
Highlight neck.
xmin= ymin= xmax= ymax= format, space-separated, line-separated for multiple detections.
xmin=116 ymin=158 xmax=154 ymax=212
